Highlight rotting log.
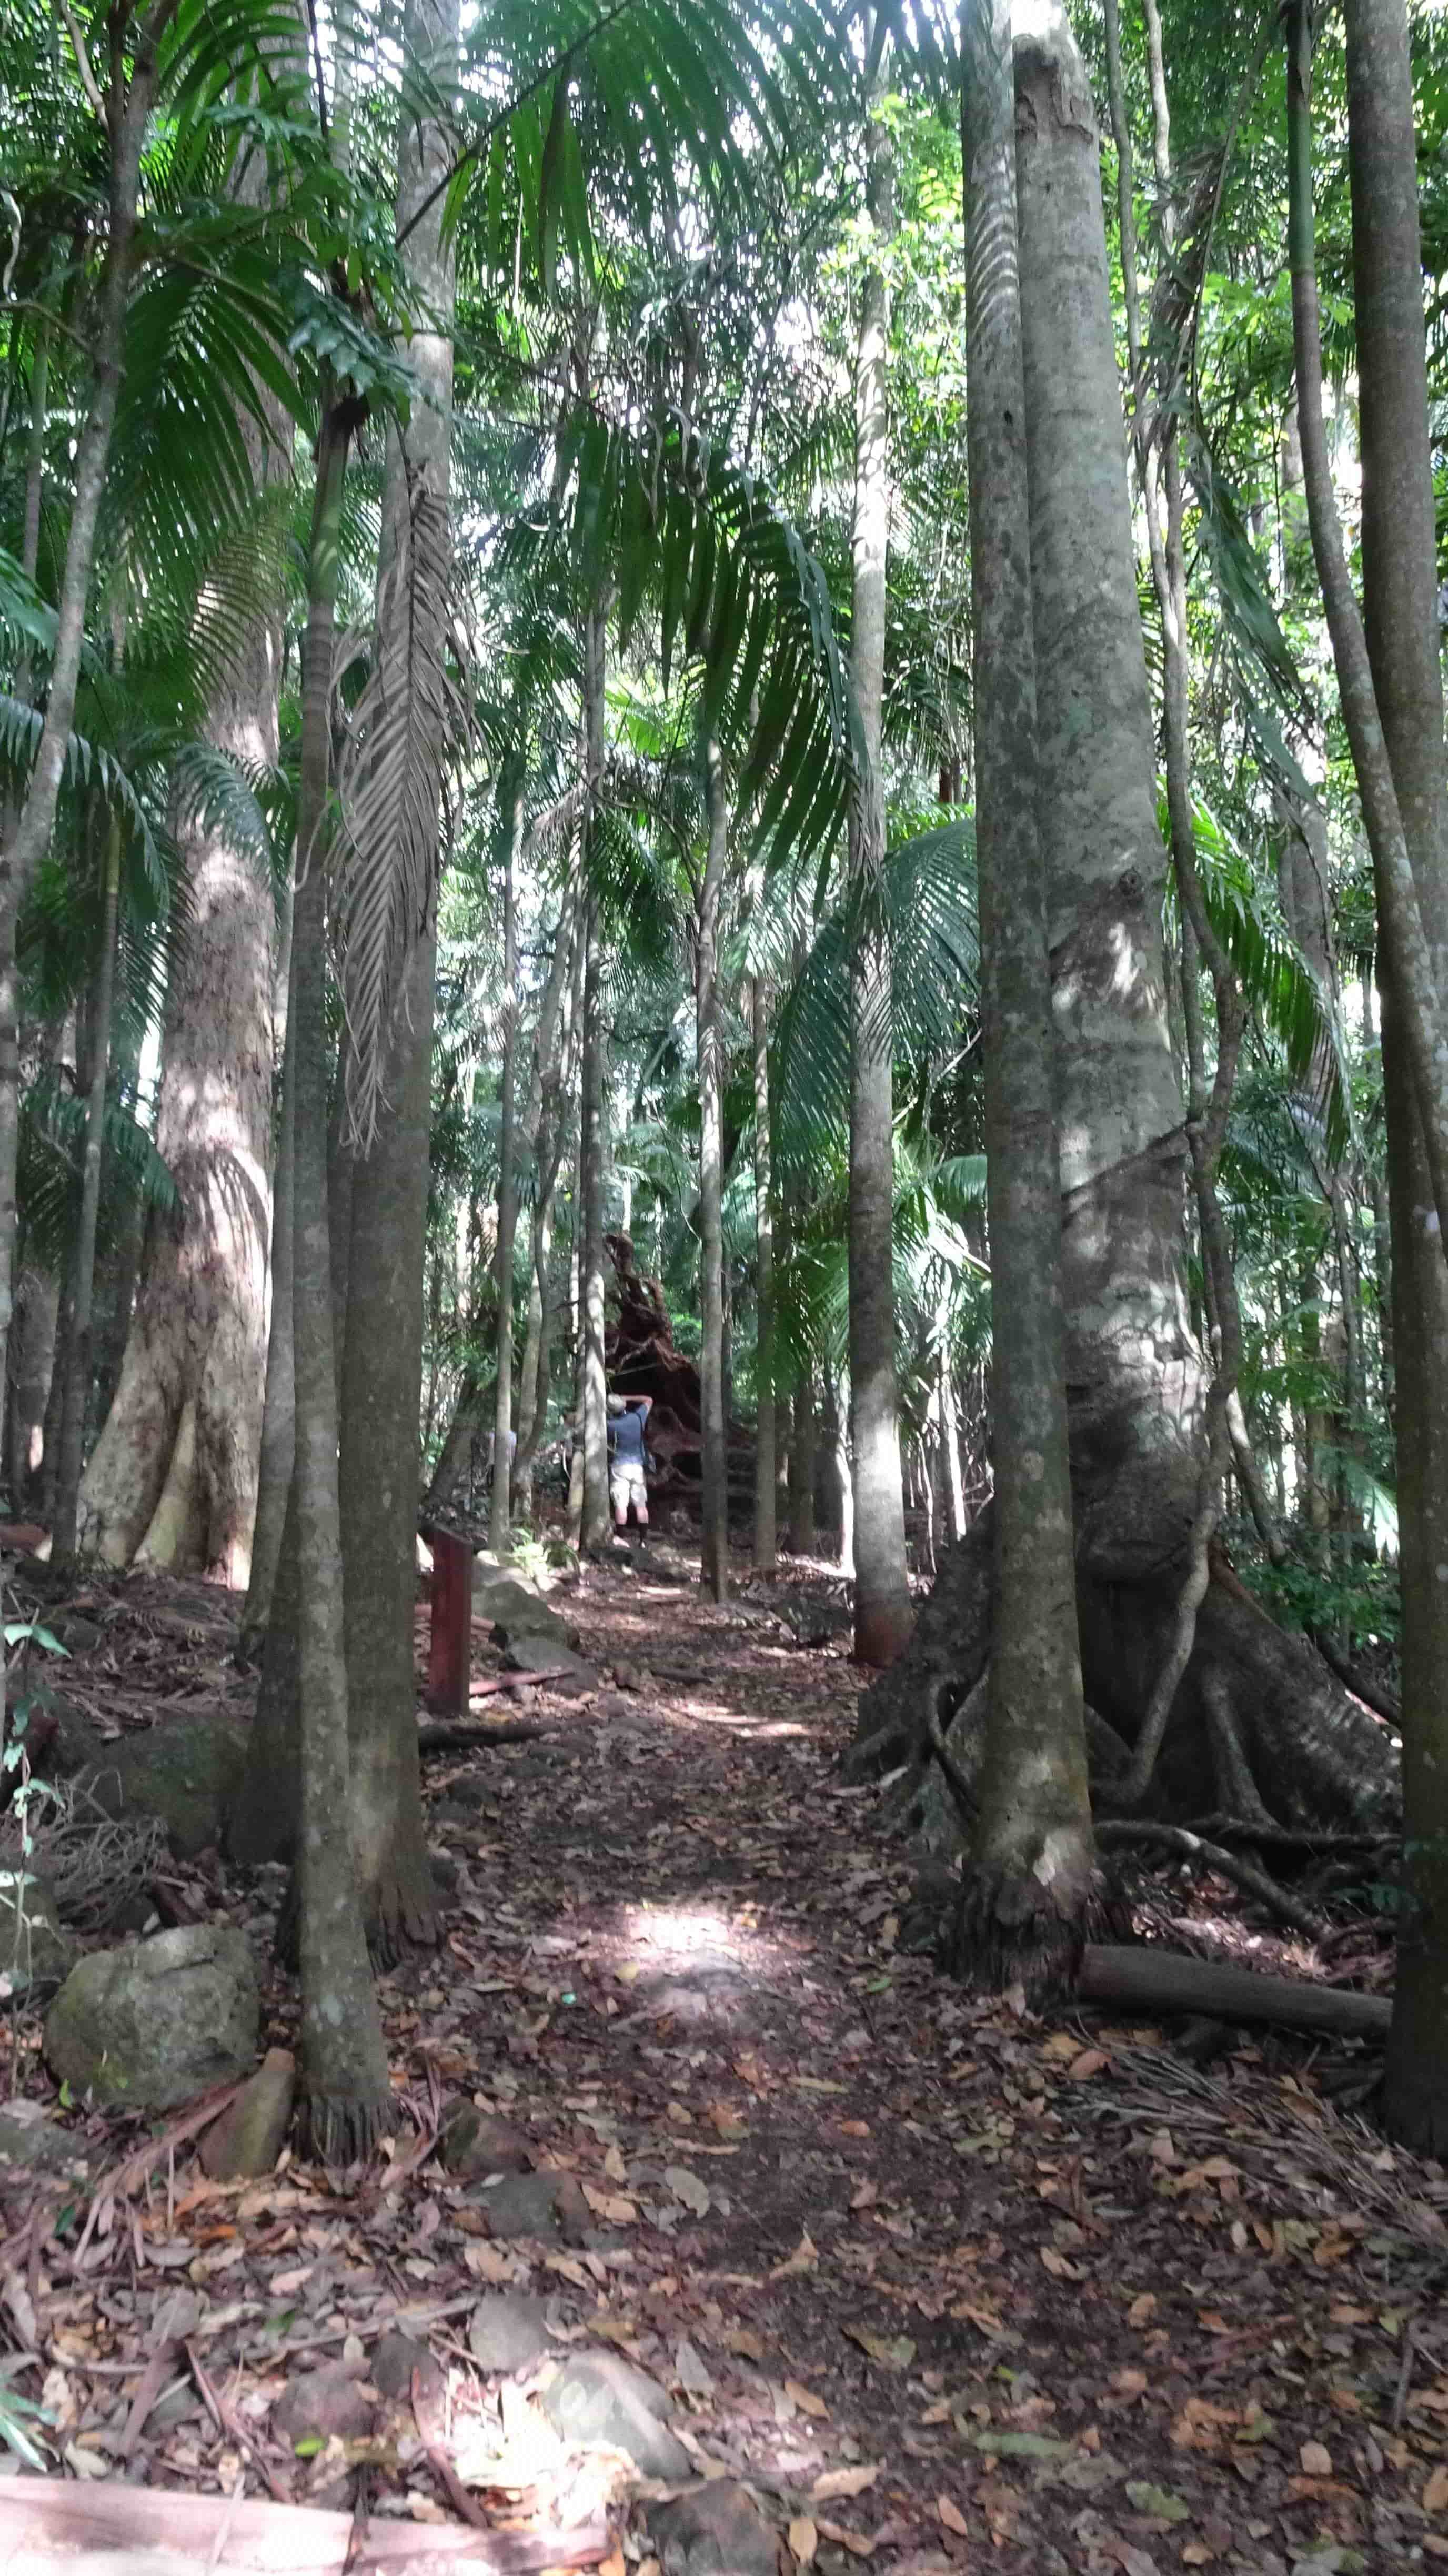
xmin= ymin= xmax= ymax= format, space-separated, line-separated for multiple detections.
xmin=0 ymin=2482 xmax=612 ymax=2576
xmin=1079 ymin=1942 xmax=1391 ymax=2040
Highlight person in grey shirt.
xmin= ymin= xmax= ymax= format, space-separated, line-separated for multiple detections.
xmin=607 ymin=1392 xmax=652 ymax=1545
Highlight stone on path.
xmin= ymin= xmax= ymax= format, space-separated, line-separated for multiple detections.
xmin=649 ymin=2481 xmax=781 ymax=2576
xmin=272 ymin=2361 xmax=375 ymax=2450
xmin=0 ymin=2098 xmax=96 ymax=2185
xmin=0 ymin=1869 xmax=74 ymax=2000
xmin=474 ymin=2169 xmax=590 ymax=2244
xmin=467 ymin=2293 xmax=555 ymax=2375
xmin=371 ymin=2330 xmax=445 ymax=2409
xmin=500 ymin=1634 xmax=594 ymax=1683
xmin=541 ymin=2349 xmax=692 ymax=2480
xmin=438 ymin=2099 xmax=533 ymax=2178
xmin=45 ymin=1924 xmax=258 ymax=2110
xmin=199 ymin=2047 xmax=295 ymax=2179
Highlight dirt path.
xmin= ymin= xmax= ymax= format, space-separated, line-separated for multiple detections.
xmin=2 ymin=1551 xmax=1446 ymax=2574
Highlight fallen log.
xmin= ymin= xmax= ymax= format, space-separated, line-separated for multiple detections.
xmin=1079 ymin=1942 xmax=1391 ymax=2041
xmin=0 ymin=2481 xmax=612 ymax=2575
xmin=417 ymin=1717 xmax=551 ymax=1753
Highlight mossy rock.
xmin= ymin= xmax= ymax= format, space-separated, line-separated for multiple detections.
xmin=45 ymin=1923 xmax=259 ymax=2110
xmin=80 ymin=1712 xmax=247 ymax=1859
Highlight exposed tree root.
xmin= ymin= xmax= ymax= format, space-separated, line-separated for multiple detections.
xmin=296 ymin=2085 xmax=397 ymax=2167
xmin=1095 ymin=1818 xmax=1326 ymax=1940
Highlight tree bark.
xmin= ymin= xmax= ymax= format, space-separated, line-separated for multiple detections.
xmin=959 ymin=0 xmax=1093 ymax=1976
xmin=489 ymin=763 xmax=523 ymax=1548
xmin=291 ymin=394 xmax=394 ymax=2158
xmin=579 ymin=614 xmax=610 ymax=1553
xmin=52 ymin=815 xmax=122 ymax=1561
xmin=750 ymin=972 xmax=776 ymax=1577
xmin=1342 ymin=0 xmax=1448 ymax=2158
xmin=242 ymin=943 xmax=296 ymax=1657
xmin=698 ymin=741 xmax=730 ymax=1602
xmin=847 ymin=55 xmax=913 ymax=1668
xmin=74 ymin=140 xmax=284 ymax=1587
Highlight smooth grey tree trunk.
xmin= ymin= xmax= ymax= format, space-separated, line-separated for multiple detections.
xmin=242 ymin=940 xmax=296 ymax=1658
xmin=959 ymin=0 xmax=1093 ymax=1974
xmin=579 ymin=917 xmax=609 ymax=1552
xmin=847 ymin=61 xmax=913 ymax=1668
xmin=291 ymin=398 xmax=393 ymax=2158
xmin=698 ymin=741 xmax=730 ymax=1602
xmin=1338 ymin=0 xmax=1448 ymax=2157
xmin=750 ymin=973 xmax=776 ymax=1577
xmin=489 ymin=764 xmax=523 ymax=1547
xmin=52 ymin=817 xmax=122 ymax=1561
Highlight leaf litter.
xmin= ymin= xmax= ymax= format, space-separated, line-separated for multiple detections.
xmin=0 ymin=1550 xmax=1444 ymax=2576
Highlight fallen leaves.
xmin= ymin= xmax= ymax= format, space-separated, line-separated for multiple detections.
xmin=841 ymin=2325 xmax=916 ymax=2369
xmin=811 ymin=2465 xmax=880 ymax=2502
xmin=787 ymin=2515 xmax=818 ymax=2564
xmin=935 ymin=2496 xmax=968 ymax=2536
xmin=769 ymin=2232 xmax=818 ymax=2279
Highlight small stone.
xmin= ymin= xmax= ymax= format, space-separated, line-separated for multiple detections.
xmin=649 ymin=2481 xmax=780 ymax=2576
xmin=438 ymin=2100 xmax=533 ymax=2179
xmin=542 ymin=2350 xmax=691 ymax=2479
xmin=0 ymin=1869 xmax=74 ymax=2001
xmin=199 ymin=2048 xmax=294 ymax=2180
xmin=371 ymin=2331 xmax=444 ymax=2408
xmin=501 ymin=1637 xmax=595 ymax=1683
xmin=428 ymin=1852 xmax=460 ymax=1892
xmin=0 ymin=2100 xmax=96 ymax=2184
xmin=475 ymin=2170 xmax=567 ymax=2241
xmin=44 ymin=1925 xmax=258 ymax=2111
xmin=272 ymin=2362 xmax=375 ymax=2450
xmin=467 ymin=2294 xmax=554 ymax=2376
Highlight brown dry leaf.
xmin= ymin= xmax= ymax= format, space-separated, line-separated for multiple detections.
xmin=951 ymin=2301 xmax=1005 ymax=2336
xmin=722 ymin=2325 xmax=767 ymax=2360
xmin=603 ymin=2144 xmax=628 ymax=2181
xmin=1068 ymin=2049 xmax=1108 ymax=2080
xmin=785 ymin=2378 xmax=830 ymax=2420
xmin=770 ymin=2233 xmax=819 ymax=2280
xmin=936 ymin=2497 xmax=968 ymax=2537
xmin=788 ymin=2518 xmax=819 ymax=2566
xmin=812 ymin=2466 xmax=880 ymax=2503
xmin=1148 ymin=2129 xmax=1176 ymax=2165
xmin=815 ymin=2521 xmax=876 ymax=2558
xmin=1424 ymin=2465 xmax=1448 ymax=2514
xmin=1039 ymin=2248 xmax=1081 ymax=2281
xmin=839 ymin=2119 xmax=871 ymax=2139
xmin=1041 ymin=2032 xmax=1080 ymax=2061
xmin=462 ymin=2242 xmax=516 ymax=2285
xmin=841 ymin=2325 xmax=916 ymax=2369
xmin=581 ymin=2183 xmax=637 ymax=2223
xmin=1299 ymin=2440 xmax=1333 ymax=2477
xmin=1127 ymin=2292 xmax=1157 ymax=2328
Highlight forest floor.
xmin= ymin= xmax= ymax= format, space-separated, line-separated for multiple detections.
xmin=2 ymin=1541 xmax=1447 ymax=2576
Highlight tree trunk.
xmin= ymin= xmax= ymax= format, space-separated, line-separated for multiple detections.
xmin=789 ymin=1369 xmax=819 ymax=1556
xmin=847 ymin=59 xmax=913 ymax=1669
xmin=937 ymin=1333 xmax=966 ymax=1544
xmin=750 ymin=973 xmax=776 ymax=1577
xmin=489 ymin=764 xmax=523 ymax=1549
xmin=579 ymin=612 xmax=610 ymax=1554
xmin=0 ymin=36 xmax=162 ymax=1638
xmin=9 ymin=1256 xmax=58 ymax=1515
xmin=52 ymin=817 xmax=122 ymax=1561
xmin=698 ymin=741 xmax=730 ymax=1603
xmin=242 ymin=947 xmax=296 ymax=1657
xmin=75 ymin=155 xmax=286 ymax=1586
xmin=339 ymin=927 xmax=438 ymax=1961
xmin=291 ymin=394 xmax=393 ymax=2159
xmin=958 ymin=0 xmax=1093 ymax=1977
xmin=846 ymin=0 xmax=1400 ymax=1853
xmin=1342 ymin=0 xmax=1448 ymax=2157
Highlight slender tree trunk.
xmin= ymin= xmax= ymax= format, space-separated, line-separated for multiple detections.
xmin=52 ymin=819 xmax=122 ymax=1561
xmin=938 ymin=1332 xmax=967 ymax=1544
xmin=242 ymin=942 xmax=297 ymax=1657
xmin=959 ymin=0 xmax=1093 ymax=1975
xmin=823 ymin=1366 xmax=853 ymax=1574
xmin=9 ymin=1257 xmax=58 ymax=1516
xmin=290 ymin=394 xmax=393 ymax=2158
xmin=1339 ymin=0 xmax=1448 ymax=2156
xmin=847 ymin=54 xmax=913 ymax=1668
xmin=750 ymin=972 xmax=776 ymax=1578
xmin=1283 ymin=0 xmax=1448 ymax=1253
xmin=579 ymin=610 xmax=610 ymax=1553
xmin=698 ymin=741 xmax=730 ymax=1602
xmin=490 ymin=763 xmax=523 ymax=1548
xmin=790 ymin=1368 xmax=819 ymax=1557
xmin=0 ymin=33 xmax=164 ymax=1605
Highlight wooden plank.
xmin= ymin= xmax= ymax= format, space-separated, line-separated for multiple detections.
xmin=0 ymin=2482 xmax=611 ymax=2575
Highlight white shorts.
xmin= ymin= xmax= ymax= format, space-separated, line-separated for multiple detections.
xmin=610 ymin=1461 xmax=648 ymax=1514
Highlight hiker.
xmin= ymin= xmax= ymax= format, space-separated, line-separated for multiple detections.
xmin=607 ymin=1392 xmax=653 ymax=1545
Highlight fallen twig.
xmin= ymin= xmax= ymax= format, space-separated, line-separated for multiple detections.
xmin=75 ymin=2078 xmax=248 ymax=2266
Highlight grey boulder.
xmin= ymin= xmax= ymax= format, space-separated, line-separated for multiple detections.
xmin=542 ymin=2350 xmax=692 ymax=2479
xmin=45 ymin=1924 xmax=259 ymax=2110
